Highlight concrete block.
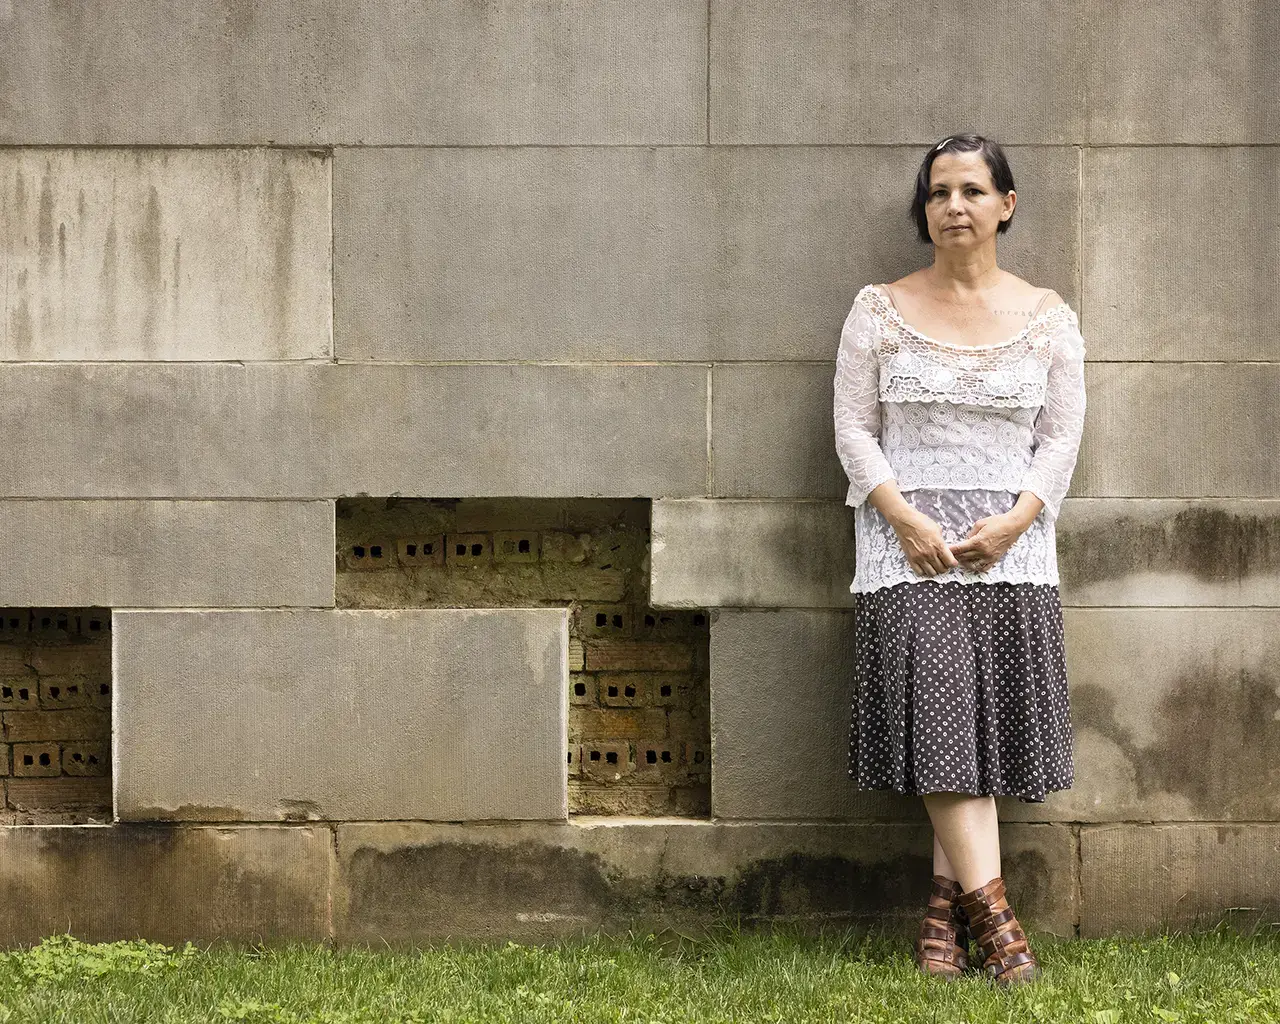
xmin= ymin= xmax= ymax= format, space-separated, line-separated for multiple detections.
xmin=712 ymin=364 xmax=847 ymax=498
xmin=710 ymin=609 xmax=923 ymax=821
xmin=1004 ymin=609 xmax=1280 ymax=823
xmin=0 ymin=1 xmax=705 ymax=145
xmin=1081 ymin=825 xmax=1280 ymax=936
xmin=1075 ymin=365 xmax=1280 ymax=499
xmin=0 ymin=363 xmax=708 ymax=498
xmin=336 ymin=146 xmax=1077 ymax=361
xmin=1058 ymin=499 xmax=1280 ymax=607
xmin=710 ymin=0 xmax=1086 ymax=144
xmin=0 ymin=149 xmax=329 ymax=360
xmin=0 ymin=825 xmax=329 ymax=945
xmin=333 ymin=819 xmax=1075 ymax=941
xmin=1085 ymin=2 xmax=1280 ymax=143
xmin=0 ymin=500 xmax=335 ymax=607
xmin=654 ymin=498 xmax=1280 ymax=609
xmin=1082 ymin=148 xmax=1280 ymax=359
xmin=114 ymin=609 xmax=568 ymax=822
xmin=653 ymin=499 xmax=856 ymax=608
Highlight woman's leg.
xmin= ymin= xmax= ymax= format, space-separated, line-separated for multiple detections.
xmin=933 ymin=832 xmax=957 ymax=880
xmin=922 ymin=793 xmax=1001 ymax=892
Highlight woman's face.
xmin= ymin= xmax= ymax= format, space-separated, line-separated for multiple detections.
xmin=925 ymin=151 xmax=1015 ymax=248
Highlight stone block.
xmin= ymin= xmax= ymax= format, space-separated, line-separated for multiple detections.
xmin=0 ymin=363 xmax=708 ymax=498
xmin=1082 ymin=148 xmax=1280 ymax=359
xmin=710 ymin=609 xmax=925 ymax=821
xmin=114 ymin=609 xmax=568 ymax=822
xmin=0 ymin=149 xmax=329 ymax=360
xmin=652 ymin=499 xmax=856 ymax=608
xmin=1004 ymin=609 xmax=1280 ymax=823
xmin=336 ymin=146 xmax=1077 ymax=361
xmin=1075 ymin=364 xmax=1280 ymax=499
xmin=0 ymin=825 xmax=330 ymax=945
xmin=1057 ymin=499 xmax=1280 ymax=607
xmin=1081 ymin=825 xmax=1280 ymax=936
xmin=333 ymin=819 xmax=1075 ymax=941
xmin=712 ymin=364 xmax=847 ymax=498
xmin=0 ymin=1 xmax=705 ymax=145
xmin=1085 ymin=2 xmax=1280 ymax=143
xmin=0 ymin=500 xmax=334 ymax=608
xmin=710 ymin=0 xmax=1086 ymax=144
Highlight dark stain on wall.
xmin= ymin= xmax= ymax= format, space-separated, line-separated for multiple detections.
xmin=1060 ymin=504 xmax=1280 ymax=587
xmin=1074 ymin=665 xmax=1280 ymax=818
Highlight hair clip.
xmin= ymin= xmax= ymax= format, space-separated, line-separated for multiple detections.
xmin=935 ymin=137 xmax=953 ymax=151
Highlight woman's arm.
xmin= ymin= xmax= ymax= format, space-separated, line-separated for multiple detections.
xmin=834 ymin=293 xmax=959 ymax=577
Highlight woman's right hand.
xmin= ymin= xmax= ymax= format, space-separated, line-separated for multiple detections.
xmin=887 ymin=507 xmax=960 ymax=578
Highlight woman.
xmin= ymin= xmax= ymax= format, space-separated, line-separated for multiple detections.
xmin=833 ymin=134 xmax=1086 ymax=986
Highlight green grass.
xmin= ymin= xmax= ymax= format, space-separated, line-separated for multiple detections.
xmin=0 ymin=930 xmax=1279 ymax=1023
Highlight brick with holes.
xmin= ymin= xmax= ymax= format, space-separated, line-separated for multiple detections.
xmin=0 ymin=678 xmax=38 ymax=711
xmin=682 ymin=740 xmax=711 ymax=781
xmin=494 ymin=531 xmax=539 ymax=564
xmin=567 ymin=744 xmax=583 ymax=779
xmin=640 ymin=673 xmax=696 ymax=709
xmin=29 ymin=610 xmax=77 ymax=638
xmin=445 ymin=533 xmax=491 ymax=566
xmin=39 ymin=677 xmax=90 ymax=709
xmin=580 ymin=740 xmax=632 ymax=783
xmin=62 ymin=742 xmax=109 ymax=777
xmin=578 ymin=603 xmax=632 ymax=639
xmin=89 ymin=679 xmax=112 ymax=710
xmin=634 ymin=737 xmax=684 ymax=783
xmin=13 ymin=742 xmax=60 ymax=777
xmin=634 ymin=608 xmax=707 ymax=640
xmin=568 ymin=673 xmax=595 ymax=706
xmin=395 ymin=535 xmax=445 ymax=567
xmin=596 ymin=673 xmax=645 ymax=707
xmin=345 ymin=539 xmax=395 ymax=571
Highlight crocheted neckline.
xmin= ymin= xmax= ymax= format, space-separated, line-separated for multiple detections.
xmin=863 ymin=285 xmax=1070 ymax=353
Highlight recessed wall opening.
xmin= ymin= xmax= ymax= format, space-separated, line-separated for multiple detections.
xmin=336 ymin=498 xmax=711 ymax=818
xmin=0 ymin=607 xmax=112 ymax=824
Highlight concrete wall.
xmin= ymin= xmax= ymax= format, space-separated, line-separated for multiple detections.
xmin=0 ymin=0 xmax=1274 ymax=940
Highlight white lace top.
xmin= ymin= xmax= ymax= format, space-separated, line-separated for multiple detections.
xmin=834 ymin=284 xmax=1087 ymax=594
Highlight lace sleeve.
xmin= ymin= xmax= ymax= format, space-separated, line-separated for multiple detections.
xmin=1020 ymin=314 xmax=1087 ymax=521
xmin=834 ymin=293 xmax=895 ymax=507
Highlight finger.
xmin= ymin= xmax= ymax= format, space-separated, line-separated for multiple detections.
xmin=949 ymin=538 xmax=978 ymax=555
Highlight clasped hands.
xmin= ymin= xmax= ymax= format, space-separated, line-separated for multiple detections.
xmin=890 ymin=507 xmax=1028 ymax=578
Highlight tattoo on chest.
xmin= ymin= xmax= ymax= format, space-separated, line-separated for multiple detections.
xmin=991 ymin=309 xmax=1034 ymax=318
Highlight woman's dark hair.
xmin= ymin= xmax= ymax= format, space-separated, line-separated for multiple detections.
xmin=910 ymin=134 xmax=1015 ymax=243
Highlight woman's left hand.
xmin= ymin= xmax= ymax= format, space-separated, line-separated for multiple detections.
xmin=948 ymin=512 xmax=1028 ymax=573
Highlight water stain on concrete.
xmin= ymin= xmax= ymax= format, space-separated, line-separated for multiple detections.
xmin=1060 ymin=504 xmax=1280 ymax=586
xmin=1074 ymin=664 xmax=1280 ymax=818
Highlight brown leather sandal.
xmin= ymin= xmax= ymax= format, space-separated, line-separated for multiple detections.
xmin=914 ymin=875 xmax=970 ymax=979
xmin=958 ymin=876 xmax=1039 ymax=986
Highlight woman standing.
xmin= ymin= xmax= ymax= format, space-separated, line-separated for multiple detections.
xmin=833 ymin=134 xmax=1086 ymax=986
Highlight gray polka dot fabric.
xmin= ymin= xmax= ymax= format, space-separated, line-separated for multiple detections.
xmin=848 ymin=580 xmax=1073 ymax=803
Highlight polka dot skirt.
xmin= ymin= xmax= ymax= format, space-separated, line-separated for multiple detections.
xmin=848 ymin=581 xmax=1073 ymax=803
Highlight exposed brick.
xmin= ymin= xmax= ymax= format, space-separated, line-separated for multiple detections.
xmin=568 ymin=673 xmax=594 ymax=706
xmin=667 ymin=709 xmax=711 ymax=741
xmin=89 ymin=680 xmax=112 ymax=710
xmin=0 ymin=746 xmax=8 ymax=776
xmin=569 ymin=782 xmax=682 ymax=816
xmin=683 ymin=739 xmax=711 ymax=781
xmin=13 ymin=743 xmax=60 ymax=777
xmin=567 ymin=639 xmax=586 ymax=672
xmin=540 ymin=531 xmax=590 ymax=563
xmin=580 ymin=741 xmax=632 ymax=783
xmin=62 ymin=742 xmax=109 ymax=777
xmin=634 ymin=738 xmax=684 ymax=783
xmin=0 ymin=679 xmax=38 ymax=711
xmin=575 ymin=708 xmax=666 ymax=739
xmin=28 ymin=610 xmax=78 ymax=641
xmin=5 ymin=709 xmax=110 ymax=742
xmin=445 ymin=533 xmax=491 ymax=566
xmin=643 ymin=674 xmax=697 ymax=709
xmin=27 ymin=646 xmax=109 ymax=678
xmin=634 ymin=608 xmax=707 ymax=640
xmin=584 ymin=641 xmax=694 ymax=672
xmin=493 ymin=531 xmax=539 ymax=564
xmin=577 ymin=603 xmax=633 ymax=640
xmin=396 ymin=535 xmax=445 ymax=567
xmin=345 ymin=539 xmax=395 ymax=571
xmin=0 ymin=647 xmax=30 ymax=674
xmin=567 ymin=744 xmax=583 ymax=779
xmin=6 ymin=776 xmax=111 ymax=811
xmin=39 ymin=677 xmax=91 ymax=709
xmin=597 ymin=673 xmax=646 ymax=707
